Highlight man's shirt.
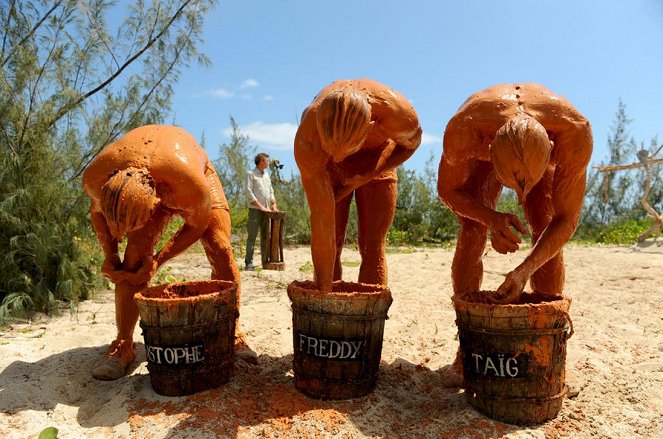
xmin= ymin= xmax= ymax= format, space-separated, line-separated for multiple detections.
xmin=246 ymin=167 xmax=275 ymax=209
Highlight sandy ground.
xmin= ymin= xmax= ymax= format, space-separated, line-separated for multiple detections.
xmin=1 ymin=241 xmax=662 ymax=438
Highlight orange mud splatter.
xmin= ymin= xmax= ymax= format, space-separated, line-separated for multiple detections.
xmin=523 ymin=338 xmax=551 ymax=367
xmin=126 ymin=366 xmax=364 ymax=437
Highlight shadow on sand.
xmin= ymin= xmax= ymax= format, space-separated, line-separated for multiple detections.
xmin=144 ymin=355 xmax=525 ymax=438
xmin=0 ymin=342 xmax=151 ymax=429
xmin=2 ymin=346 xmax=533 ymax=436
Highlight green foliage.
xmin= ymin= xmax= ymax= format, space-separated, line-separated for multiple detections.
xmin=496 ymin=189 xmax=525 ymax=222
xmin=391 ymin=167 xmax=431 ymax=242
xmin=390 ymin=156 xmax=458 ymax=244
xmin=269 ymin=168 xmax=314 ymax=244
xmin=155 ymin=217 xmax=184 ymax=253
xmin=386 ymin=229 xmax=409 ymax=246
xmin=38 ymin=427 xmax=58 ymax=439
xmin=385 ymin=246 xmax=416 ymax=254
xmin=0 ymin=1 xmax=217 ymax=317
xmin=214 ymin=117 xmax=256 ymax=231
xmin=298 ymin=261 xmax=314 ymax=273
xmin=578 ymin=102 xmax=662 ymax=242
xmin=495 ymin=189 xmax=529 ymax=241
xmin=344 ymin=200 xmax=359 ymax=244
xmin=580 ymin=217 xmax=655 ymax=245
xmin=581 ymin=101 xmax=654 ymax=226
xmin=153 ymin=266 xmax=186 ymax=285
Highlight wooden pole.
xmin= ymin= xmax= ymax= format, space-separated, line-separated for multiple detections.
xmin=262 ymin=211 xmax=287 ymax=270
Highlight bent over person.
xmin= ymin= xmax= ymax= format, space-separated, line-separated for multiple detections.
xmin=83 ymin=125 xmax=253 ymax=380
xmin=295 ymin=78 xmax=422 ymax=291
xmin=437 ymin=83 xmax=592 ymax=385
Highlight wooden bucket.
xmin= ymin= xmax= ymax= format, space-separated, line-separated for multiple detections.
xmin=288 ymin=280 xmax=392 ymax=400
xmin=134 ymin=280 xmax=238 ymax=396
xmin=262 ymin=210 xmax=286 ymax=270
xmin=453 ymin=292 xmax=573 ymax=425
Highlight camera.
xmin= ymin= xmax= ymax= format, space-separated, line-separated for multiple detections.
xmin=271 ymin=159 xmax=284 ymax=170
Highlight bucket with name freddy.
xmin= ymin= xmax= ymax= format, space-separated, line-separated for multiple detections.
xmin=288 ymin=280 xmax=392 ymax=400
xmin=453 ymin=292 xmax=573 ymax=425
xmin=134 ymin=280 xmax=238 ymax=396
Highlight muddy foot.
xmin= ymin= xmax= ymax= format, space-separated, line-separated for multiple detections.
xmin=92 ymin=356 xmax=131 ymax=381
xmin=566 ymin=382 xmax=581 ymax=398
xmin=92 ymin=339 xmax=136 ymax=380
xmin=440 ymin=364 xmax=463 ymax=388
xmin=235 ymin=333 xmax=258 ymax=365
xmin=236 ymin=343 xmax=259 ymax=365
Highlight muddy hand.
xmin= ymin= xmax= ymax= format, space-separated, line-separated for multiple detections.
xmin=102 ymin=254 xmax=123 ymax=284
xmin=494 ymin=269 xmax=528 ymax=304
xmin=124 ymin=258 xmax=158 ymax=286
xmin=490 ymin=212 xmax=528 ymax=254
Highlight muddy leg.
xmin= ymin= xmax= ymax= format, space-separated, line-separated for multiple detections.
xmin=93 ymin=207 xmax=170 ymax=380
xmin=202 ymin=208 xmax=257 ymax=364
xmin=444 ymin=163 xmax=502 ymax=387
xmin=333 ymin=193 xmax=353 ymax=281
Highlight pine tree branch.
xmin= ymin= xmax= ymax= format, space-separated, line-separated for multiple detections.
xmin=0 ymin=0 xmax=65 ymax=68
xmin=68 ymin=23 xmax=193 ymax=182
xmin=44 ymin=0 xmax=194 ymax=131
xmin=18 ymin=20 xmax=64 ymax=153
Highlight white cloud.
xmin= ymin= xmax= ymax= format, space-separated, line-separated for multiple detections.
xmin=240 ymin=78 xmax=259 ymax=89
xmin=421 ymin=131 xmax=442 ymax=145
xmin=262 ymin=95 xmax=274 ymax=101
xmin=207 ymin=88 xmax=234 ymax=99
xmin=221 ymin=123 xmax=440 ymax=151
xmin=224 ymin=121 xmax=297 ymax=151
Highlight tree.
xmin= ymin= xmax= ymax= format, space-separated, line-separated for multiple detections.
xmin=391 ymin=166 xmax=431 ymax=243
xmin=214 ymin=117 xmax=256 ymax=229
xmin=581 ymin=101 xmax=641 ymax=226
xmin=268 ymin=165 xmax=312 ymax=244
xmin=422 ymin=154 xmax=458 ymax=242
xmin=0 ymin=0 xmax=217 ymax=318
xmin=390 ymin=153 xmax=459 ymax=245
xmin=593 ymin=141 xmax=663 ymax=241
xmin=578 ymin=102 xmax=662 ymax=243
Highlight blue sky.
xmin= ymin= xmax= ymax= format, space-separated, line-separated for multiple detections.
xmin=169 ymin=0 xmax=663 ymax=176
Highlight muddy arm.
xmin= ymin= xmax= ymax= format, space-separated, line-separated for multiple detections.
xmin=499 ymin=124 xmax=592 ymax=297
xmin=89 ymin=209 xmax=121 ymax=277
xmin=154 ymin=209 xmax=208 ymax=269
xmin=438 ymin=126 xmax=526 ymax=254
xmin=301 ymin=171 xmax=336 ymax=292
xmin=336 ymin=127 xmax=422 ymax=201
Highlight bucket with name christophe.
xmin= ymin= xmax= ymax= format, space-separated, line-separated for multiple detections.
xmin=134 ymin=280 xmax=238 ymax=396
xmin=288 ymin=280 xmax=392 ymax=400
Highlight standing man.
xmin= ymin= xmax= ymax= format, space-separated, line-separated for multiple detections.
xmin=83 ymin=125 xmax=253 ymax=380
xmin=294 ymin=78 xmax=422 ymax=292
xmin=245 ymin=153 xmax=278 ymax=270
xmin=437 ymin=83 xmax=592 ymax=385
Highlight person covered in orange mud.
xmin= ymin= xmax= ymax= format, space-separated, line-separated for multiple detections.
xmin=438 ymin=83 xmax=593 ymax=303
xmin=294 ymin=79 xmax=422 ymax=291
xmin=83 ymin=125 xmax=254 ymax=380
xmin=437 ymin=83 xmax=592 ymax=385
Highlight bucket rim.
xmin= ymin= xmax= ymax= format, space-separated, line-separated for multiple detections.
xmin=452 ymin=292 xmax=571 ymax=310
xmin=135 ymin=279 xmax=237 ymax=304
xmin=287 ymin=280 xmax=391 ymax=301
